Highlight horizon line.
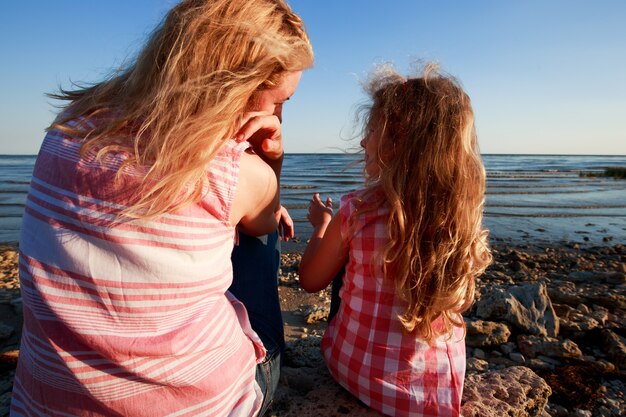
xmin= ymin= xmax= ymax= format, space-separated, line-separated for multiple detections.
xmin=1 ymin=152 xmax=625 ymax=158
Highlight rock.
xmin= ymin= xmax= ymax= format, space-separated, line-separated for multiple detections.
xmin=509 ymin=352 xmax=525 ymax=363
xmin=548 ymin=281 xmax=584 ymax=306
xmin=605 ymin=272 xmax=625 ymax=285
xmin=592 ymin=379 xmax=626 ymax=417
xmin=517 ymin=335 xmax=582 ymax=359
xmin=473 ymin=348 xmax=486 ymax=360
xmin=465 ymin=319 xmax=511 ymax=347
xmin=511 ymin=261 xmax=529 ymax=273
xmin=461 ymin=366 xmax=552 ymax=417
xmin=500 ymin=342 xmax=516 ymax=355
xmin=601 ymin=329 xmax=626 ymax=370
xmin=525 ymin=358 xmax=557 ymax=371
xmin=272 ymin=337 xmax=381 ymax=417
xmin=283 ymin=336 xmax=324 ymax=368
xmin=0 ymin=391 xmax=12 ymax=416
xmin=558 ymin=314 xmax=600 ymax=337
xmin=303 ymin=306 xmax=329 ymax=324
xmin=10 ymin=297 xmax=22 ymax=313
xmin=0 ymin=324 xmax=13 ymax=341
xmin=545 ymin=402 xmax=569 ymax=416
xmin=466 ymin=357 xmax=489 ymax=373
xmin=590 ymin=305 xmax=609 ymax=325
xmin=274 ymin=367 xmax=381 ymax=417
xmin=567 ymin=271 xmax=598 ymax=283
xmin=476 ymin=282 xmax=559 ymax=337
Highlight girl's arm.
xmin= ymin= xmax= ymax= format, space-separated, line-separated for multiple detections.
xmin=299 ymin=193 xmax=348 ymax=293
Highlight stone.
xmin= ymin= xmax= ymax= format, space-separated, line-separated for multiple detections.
xmin=303 ymin=306 xmax=329 ymax=324
xmin=465 ymin=319 xmax=511 ymax=347
xmin=590 ymin=305 xmax=609 ymax=325
xmin=466 ymin=357 xmax=489 ymax=373
xmin=0 ymin=324 xmax=13 ymax=341
xmin=500 ymin=342 xmax=516 ymax=355
xmin=473 ymin=348 xmax=486 ymax=360
xmin=601 ymin=329 xmax=626 ymax=370
xmin=559 ymin=314 xmax=599 ymax=337
xmin=0 ymin=391 xmax=11 ymax=416
xmin=525 ymin=358 xmax=557 ymax=371
xmin=476 ymin=282 xmax=559 ymax=337
xmin=283 ymin=337 xmax=324 ymax=369
xmin=509 ymin=352 xmax=525 ymax=363
xmin=461 ymin=366 xmax=552 ymax=417
xmin=517 ymin=335 xmax=582 ymax=359
xmin=548 ymin=281 xmax=584 ymax=306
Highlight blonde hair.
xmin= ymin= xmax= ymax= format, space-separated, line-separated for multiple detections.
xmin=354 ymin=63 xmax=492 ymax=342
xmin=48 ymin=0 xmax=313 ymax=218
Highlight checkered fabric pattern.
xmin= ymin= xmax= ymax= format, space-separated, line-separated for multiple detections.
xmin=321 ymin=189 xmax=466 ymax=417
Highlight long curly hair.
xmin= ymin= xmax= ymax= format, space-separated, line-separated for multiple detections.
xmin=48 ymin=0 xmax=313 ymax=218
xmin=353 ymin=63 xmax=492 ymax=342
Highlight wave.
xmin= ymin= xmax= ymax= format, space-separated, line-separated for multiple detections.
xmin=3 ymin=180 xmax=31 ymax=185
xmin=489 ymin=203 xmax=626 ymax=209
xmin=486 ymin=211 xmax=626 ymax=218
xmin=281 ymin=185 xmax=317 ymax=189
xmin=0 ymin=190 xmax=28 ymax=194
xmin=487 ymin=184 xmax=587 ymax=189
xmin=487 ymin=189 xmax=601 ymax=195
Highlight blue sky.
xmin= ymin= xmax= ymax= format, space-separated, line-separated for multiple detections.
xmin=1 ymin=1 xmax=625 ymax=155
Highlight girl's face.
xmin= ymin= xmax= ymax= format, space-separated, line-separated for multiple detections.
xmin=361 ymin=121 xmax=384 ymax=178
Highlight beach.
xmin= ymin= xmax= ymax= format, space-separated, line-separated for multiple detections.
xmin=1 ymin=239 xmax=624 ymax=416
xmin=1 ymin=153 xmax=625 ymax=416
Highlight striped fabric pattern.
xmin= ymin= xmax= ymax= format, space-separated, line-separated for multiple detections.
xmin=321 ymin=190 xmax=466 ymax=417
xmin=11 ymin=126 xmax=265 ymax=416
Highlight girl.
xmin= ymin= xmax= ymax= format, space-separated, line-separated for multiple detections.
xmin=13 ymin=1 xmax=312 ymax=416
xmin=299 ymin=64 xmax=492 ymax=417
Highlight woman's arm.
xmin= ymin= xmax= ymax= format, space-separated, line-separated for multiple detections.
xmin=233 ymin=151 xmax=280 ymax=236
xmin=231 ymin=112 xmax=283 ymax=236
xmin=299 ymin=194 xmax=348 ymax=293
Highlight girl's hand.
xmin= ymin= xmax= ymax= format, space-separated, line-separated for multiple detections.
xmin=277 ymin=205 xmax=295 ymax=241
xmin=307 ymin=193 xmax=333 ymax=228
xmin=236 ymin=111 xmax=283 ymax=163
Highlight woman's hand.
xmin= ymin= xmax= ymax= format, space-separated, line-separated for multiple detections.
xmin=307 ymin=193 xmax=333 ymax=228
xmin=236 ymin=111 xmax=283 ymax=163
xmin=277 ymin=205 xmax=295 ymax=241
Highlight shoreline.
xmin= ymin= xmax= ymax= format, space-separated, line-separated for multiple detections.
xmin=1 ymin=240 xmax=625 ymax=416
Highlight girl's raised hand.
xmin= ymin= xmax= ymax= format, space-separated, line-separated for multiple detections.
xmin=236 ymin=111 xmax=283 ymax=163
xmin=307 ymin=193 xmax=333 ymax=228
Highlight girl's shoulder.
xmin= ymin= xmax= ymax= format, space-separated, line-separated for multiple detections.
xmin=340 ymin=187 xmax=387 ymax=215
xmin=339 ymin=187 xmax=388 ymax=241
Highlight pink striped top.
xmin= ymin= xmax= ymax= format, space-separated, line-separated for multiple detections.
xmin=12 ymin=123 xmax=266 ymax=416
xmin=321 ymin=190 xmax=466 ymax=417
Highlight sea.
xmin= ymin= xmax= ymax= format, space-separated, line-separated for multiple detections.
xmin=1 ymin=154 xmax=625 ymax=250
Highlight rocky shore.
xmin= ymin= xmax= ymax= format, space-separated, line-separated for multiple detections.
xmin=270 ymin=243 xmax=625 ymax=417
xmin=1 ymin=242 xmax=624 ymax=416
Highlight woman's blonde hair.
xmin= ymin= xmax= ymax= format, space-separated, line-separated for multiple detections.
xmin=355 ymin=63 xmax=492 ymax=342
xmin=49 ymin=0 xmax=313 ymax=218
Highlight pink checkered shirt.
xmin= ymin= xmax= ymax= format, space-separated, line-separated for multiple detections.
xmin=321 ymin=189 xmax=466 ymax=417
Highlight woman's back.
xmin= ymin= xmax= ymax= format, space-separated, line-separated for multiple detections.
xmin=13 ymin=124 xmax=265 ymax=416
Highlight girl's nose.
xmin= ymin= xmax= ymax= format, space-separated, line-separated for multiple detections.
xmin=360 ymin=137 xmax=367 ymax=148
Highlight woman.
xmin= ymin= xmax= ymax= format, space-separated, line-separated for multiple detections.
xmin=12 ymin=0 xmax=313 ymax=416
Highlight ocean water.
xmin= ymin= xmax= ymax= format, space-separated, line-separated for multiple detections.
xmin=1 ymin=154 xmax=625 ymax=249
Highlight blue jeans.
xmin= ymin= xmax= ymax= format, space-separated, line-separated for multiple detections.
xmin=328 ymin=267 xmax=345 ymax=323
xmin=230 ymin=231 xmax=284 ymax=416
